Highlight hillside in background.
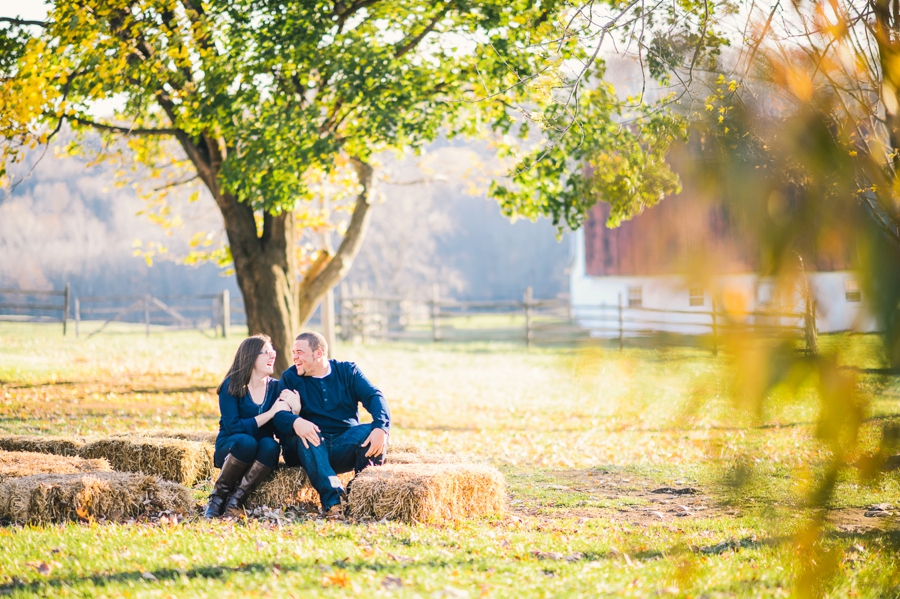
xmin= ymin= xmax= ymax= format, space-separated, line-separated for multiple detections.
xmin=0 ymin=136 xmax=570 ymax=303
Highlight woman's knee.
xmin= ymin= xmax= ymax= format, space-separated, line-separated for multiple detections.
xmin=256 ymin=438 xmax=280 ymax=468
xmin=228 ymin=434 xmax=258 ymax=462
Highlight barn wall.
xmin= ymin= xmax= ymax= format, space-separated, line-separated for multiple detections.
xmin=571 ymin=229 xmax=878 ymax=335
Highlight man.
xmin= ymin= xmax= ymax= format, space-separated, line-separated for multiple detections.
xmin=273 ymin=331 xmax=390 ymax=519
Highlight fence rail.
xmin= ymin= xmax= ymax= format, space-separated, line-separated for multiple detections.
xmin=74 ymin=291 xmax=246 ymax=337
xmin=334 ymin=284 xmax=816 ymax=353
xmin=0 ymin=282 xmax=817 ymax=352
xmin=0 ymin=285 xmax=70 ymax=333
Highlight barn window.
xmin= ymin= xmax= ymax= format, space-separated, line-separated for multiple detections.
xmin=845 ymin=279 xmax=861 ymax=302
xmin=627 ymin=286 xmax=643 ymax=308
xmin=689 ymin=287 xmax=704 ymax=307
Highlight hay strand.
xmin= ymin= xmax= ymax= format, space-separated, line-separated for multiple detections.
xmin=347 ymin=463 xmax=506 ymax=523
xmin=0 ymin=472 xmax=192 ymax=524
xmin=0 ymin=450 xmax=111 ymax=482
xmin=78 ymin=438 xmax=212 ymax=486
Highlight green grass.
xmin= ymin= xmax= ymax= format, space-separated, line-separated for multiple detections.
xmin=2 ymin=323 xmax=900 ymax=597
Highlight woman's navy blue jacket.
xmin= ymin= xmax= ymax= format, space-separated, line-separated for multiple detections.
xmin=215 ymin=377 xmax=281 ymax=449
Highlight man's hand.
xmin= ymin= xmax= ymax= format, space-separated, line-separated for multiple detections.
xmin=360 ymin=428 xmax=387 ymax=458
xmin=279 ymin=389 xmax=301 ymax=414
xmin=292 ymin=418 xmax=321 ymax=449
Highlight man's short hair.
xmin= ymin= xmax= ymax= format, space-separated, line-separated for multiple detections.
xmin=295 ymin=331 xmax=328 ymax=356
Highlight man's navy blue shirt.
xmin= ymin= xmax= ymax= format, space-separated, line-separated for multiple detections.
xmin=272 ymin=360 xmax=390 ymax=438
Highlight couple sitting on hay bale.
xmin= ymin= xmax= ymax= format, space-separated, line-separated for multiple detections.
xmin=205 ymin=331 xmax=390 ymax=521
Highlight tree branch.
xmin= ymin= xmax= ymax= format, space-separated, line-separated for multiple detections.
xmin=71 ymin=116 xmax=179 ymax=136
xmin=395 ymin=4 xmax=452 ymax=58
xmin=334 ymin=0 xmax=382 ymax=32
xmin=299 ymin=157 xmax=375 ymax=304
xmin=0 ymin=17 xmax=48 ymax=27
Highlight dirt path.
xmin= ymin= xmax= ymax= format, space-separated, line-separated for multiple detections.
xmin=511 ymin=469 xmax=897 ymax=532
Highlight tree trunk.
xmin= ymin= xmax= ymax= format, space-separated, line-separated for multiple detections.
xmin=175 ymin=130 xmax=376 ymax=372
xmin=227 ymin=208 xmax=301 ymax=373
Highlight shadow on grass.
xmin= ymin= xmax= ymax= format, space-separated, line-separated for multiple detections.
xmin=0 ymin=554 xmax=555 ymax=594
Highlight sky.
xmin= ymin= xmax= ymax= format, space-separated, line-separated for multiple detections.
xmin=1 ymin=1 xmax=48 ymax=20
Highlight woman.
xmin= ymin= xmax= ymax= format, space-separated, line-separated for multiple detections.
xmin=205 ymin=334 xmax=289 ymax=518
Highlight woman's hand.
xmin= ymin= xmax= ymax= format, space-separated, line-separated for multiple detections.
xmin=278 ymin=389 xmax=301 ymax=414
xmin=268 ymin=399 xmax=290 ymax=417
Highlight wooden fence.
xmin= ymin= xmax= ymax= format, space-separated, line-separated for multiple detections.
xmin=0 ymin=283 xmax=816 ymax=352
xmin=0 ymin=285 xmax=71 ymax=333
xmin=334 ymin=285 xmax=816 ymax=353
xmin=73 ymin=291 xmax=246 ymax=337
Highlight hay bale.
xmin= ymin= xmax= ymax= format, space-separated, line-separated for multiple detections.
xmin=387 ymin=441 xmax=422 ymax=455
xmin=116 ymin=430 xmax=218 ymax=445
xmin=78 ymin=438 xmax=212 ymax=486
xmin=242 ymin=467 xmax=354 ymax=510
xmin=0 ymin=435 xmax=87 ymax=457
xmin=0 ymin=472 xmax=191 ymax=524
xmin=0 ymin=450 xmax=111 ymax=481
xmin=385 ymin=451 xmax=471 ymax=465
xmin=347 ymin=463 xmax=506 ymax=523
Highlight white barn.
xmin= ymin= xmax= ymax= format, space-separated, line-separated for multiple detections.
xmin=568 ymin=195 xmax=877 ymax=337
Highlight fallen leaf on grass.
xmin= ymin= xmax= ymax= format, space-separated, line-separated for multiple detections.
xmin=531 ymin=550 xmax=583 ymax=562
xmin=322 ymin=571 xmax=351 ymax=588
xmin=382 ymin=575 xmax=403 ymax=590
xmin=141 ymin=571 xmax=158 ymax=581
xmin=26 ymin=561 xmax=59 ymax=576
xmin=168 ymin=554 xmax=189 ymax=566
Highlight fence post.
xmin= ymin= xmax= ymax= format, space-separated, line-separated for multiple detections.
xmin=524 ymin=286 xmax=533 ymax=349
xmin=804 ymin=296 xmax=818 ymax=355
xmin=74 ymin=297 xmax=80 ymax=338
xmin=431 ymin=283 xmax=441 ymax=342
xmin=63 ymin=283 xmax=70 ymax=336
xmin=711 ymin=298 xmax=718 ymax=356
xmin=221 ymin=290 xmax=231 ymax=338
xmin=338 ymin=283 xmax=349 ymax=341
xmin=618 ymin=292 xmax=624 ymax=351
xmin=144 ymin=294 xmax=151 ymax=337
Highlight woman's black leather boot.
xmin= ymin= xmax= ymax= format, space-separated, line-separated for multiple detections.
xmin=204 ymin=454 xmax=250 ymax=518
xmin=223 ymin=461 xmax=273 ymax=518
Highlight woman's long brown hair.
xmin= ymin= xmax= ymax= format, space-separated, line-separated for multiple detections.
xmin=217 ymin=334 xmax=271 ymax=398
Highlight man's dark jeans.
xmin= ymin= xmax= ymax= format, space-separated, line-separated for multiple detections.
xmin=282 ymin=422 xmax=385 ymax=510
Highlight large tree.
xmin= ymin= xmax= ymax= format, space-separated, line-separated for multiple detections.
xmin=0 ymin=0 xmax=609 ymax=369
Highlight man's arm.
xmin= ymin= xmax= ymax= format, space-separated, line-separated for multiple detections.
xmin=349 ymin=364 xmax=390 ymax=432
xmin=272 ymin=369 xmax=301 ymax=436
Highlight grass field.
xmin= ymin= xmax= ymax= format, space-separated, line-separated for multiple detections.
xmin=2 ymin=323 xmax=900 ymax=597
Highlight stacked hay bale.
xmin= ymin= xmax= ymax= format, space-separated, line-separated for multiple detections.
xmin=0 ymin=472 xmax=192 ymax=524
xmin=347 ymin=463 xmax=506 ymax=523
xmin=385 ymin=451 xmax=471 ymax=465
xmin=0 ymin=449 xmax=190 ymax=524
xmin=78 ymin=438 xmax=213 ymax=486
xmin=0 ymin=450 xmax=111 ymax=481
xmin=0 ymin=435 xmax=87 ymax=456
xmin=121 ymin=430 xmax=218 ymax=445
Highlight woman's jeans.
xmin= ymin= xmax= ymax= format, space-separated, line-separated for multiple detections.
xmin=214 ymin=434 xmax=280 ymax=469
